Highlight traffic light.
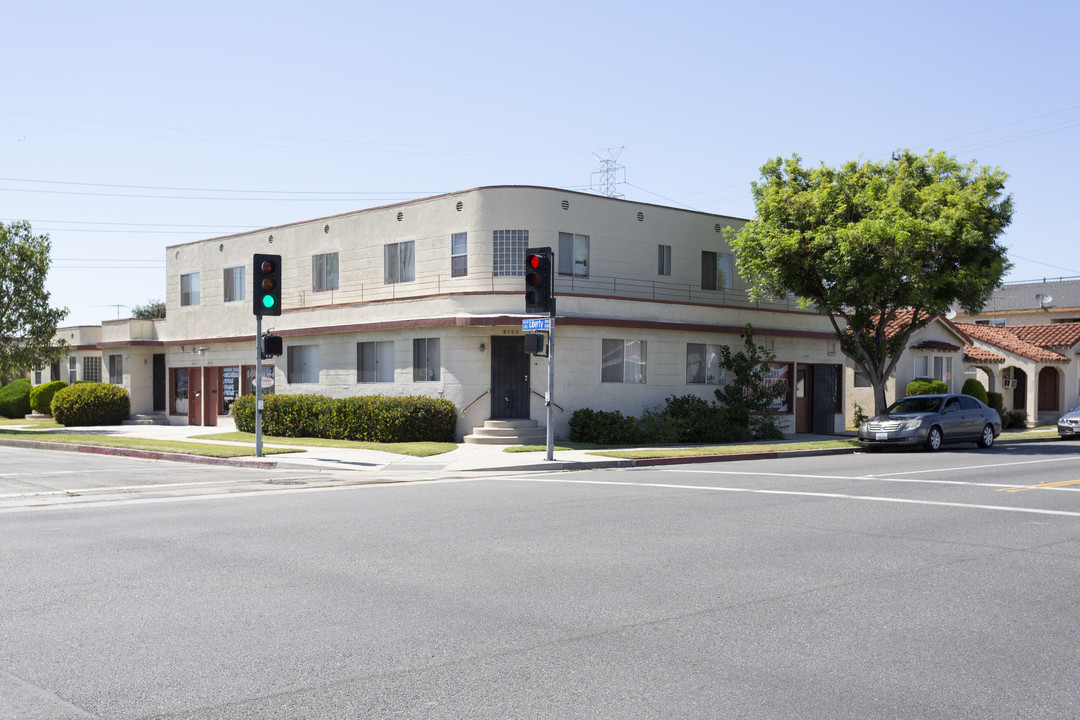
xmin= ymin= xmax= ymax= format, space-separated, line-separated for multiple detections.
xmin=253 ymin=253 xmax=282 ymax=316
xmin=524 ymin=247 xmax=553 ymax=314
xmin=261 ymin=332 xmax=283 ymax=359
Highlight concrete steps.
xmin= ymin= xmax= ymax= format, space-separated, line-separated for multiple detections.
xmin=464 ymin=419 xmax=547 ymax=445
xmin=122 ymin=413 xmax=171 ymax=426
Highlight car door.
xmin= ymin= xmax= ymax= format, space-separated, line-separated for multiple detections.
xmin=939 ymin=396 xmax=968 ymax=441
xmin=958 ymin=395 xmax=987 ymax=438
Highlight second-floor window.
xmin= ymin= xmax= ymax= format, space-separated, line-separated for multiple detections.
xmin=180 ymin=272 xmax=200 ymax=306
xmin=385 ymin=241 xmax=415 ymax=284
xmin=558 ymin=232 xmax=590 ymax=278
xmin=451 ymin=233 xmax=467 ymax=277
xmin=493 ymin=230 xmax=528 ymax=276
xmin=312 ymin=253 xmax=339 ymax=293
xmin=701 ymin=251 xmax=733 ymax=291
xmin=658 ymin=245 xmax=672 ymax=276
xmin=223 ymin=266 xmax=245 ymax=302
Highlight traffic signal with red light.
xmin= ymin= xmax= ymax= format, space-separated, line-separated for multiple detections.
xmin=524 ymin=247 xmax=553 ymax=314
xmin=253 ymin=253 xmax=282 ymax=316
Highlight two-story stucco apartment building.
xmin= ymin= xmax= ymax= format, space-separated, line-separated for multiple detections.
xmin=44 ymin=186 xmax=850 ymax=440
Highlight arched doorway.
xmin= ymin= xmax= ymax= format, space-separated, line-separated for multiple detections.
xmin=1038 ymin=367 xmax=1060 ymax=414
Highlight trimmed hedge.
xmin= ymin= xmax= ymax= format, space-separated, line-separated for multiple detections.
xmin=231 ymin=393 xmax=457 ymax=443
xmin=568 ymin=408 xmax=642 ymax=445
xmin=30 ymin=380 xmax=67 ymax=416
xmin=51 ymin=382 xmax=131 ymax=426
xmin=906 ymin=377 xmax=948 ymax=396
xmin=987 ymin=391 xmax=1005 ymax=415
xmin=0 ymin=378 xmax=32 ymax=419
xmin=961 ymin=378 xmax=989 ymax=405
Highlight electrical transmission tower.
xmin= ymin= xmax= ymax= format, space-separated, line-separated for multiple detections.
xmin=591 ymin=147 xmax=625 ymax=199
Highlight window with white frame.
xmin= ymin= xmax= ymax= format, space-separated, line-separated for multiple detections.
xmin=223 ymin=266 xmax=245 ymax=302
xmin=180 ymin=272 xmax=200 ymax=306
xmin=914 ymin=355 xmax=953 ymax=390
xmin=357 ymin=341 xmax=394 ymax=383
xmin=68 ymin=356 xmax=77 ymax=384
xmin=108 ymin=354 xmax=123 ymax=384
xmin=451 ymin=232 xmax=467 ymax=277
xmin=287 ymin=345 xmax=320 ymax=384
xmin=701 ymin=251 xmax=733 ymax=291
xmin=493 ymin=230 xmax=528 ymax=276
xmin=558 ymin=232 xmax=590 ymax=277
xmin=312 ymin=252 xmax=339 ymax=292
xmin=658 ymin=245 xmax=672 ymax=276
xmin=384 ymin=241 xmax=415 ymax=284
xmin=412 ymin=338 xmax=441 ymax=381
xmin=83 ymin=356 xmax=102 ymax=383
xmin=686 ymin=343 xmax=725 ymax=384
xmin=602 ymin=339 xmax=647 ymax=383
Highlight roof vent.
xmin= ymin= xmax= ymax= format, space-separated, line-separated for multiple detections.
xmin=456 ymin=201 xmax=463 ymax=212
xmin=561 ymin=200 xmax=570 ymax=210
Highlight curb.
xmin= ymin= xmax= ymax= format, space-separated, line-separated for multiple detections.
xmin=0 ymin=438 xmax=278 ymax=469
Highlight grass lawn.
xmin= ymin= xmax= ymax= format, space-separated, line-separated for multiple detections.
xmin=0 ymin=416 xmax=63 ymax=429
xmin=190 ymin=431 xmax=457 ymax=458
xmin=0 ymin=427 xmax=298 ymax=458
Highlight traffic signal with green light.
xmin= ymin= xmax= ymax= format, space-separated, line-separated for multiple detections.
xmin=253 ymin=253 xmax=282 ymax=316
xmin=524 ymin=247 xmax=553 ymax=314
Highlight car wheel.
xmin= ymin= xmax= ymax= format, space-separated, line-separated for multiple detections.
xmin=977 ymin=424 xmax=995 ymax=449
xmin=924 ymin=426 xmax=943 ymax=451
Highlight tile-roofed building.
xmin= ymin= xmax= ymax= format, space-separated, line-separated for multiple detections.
xmin=957 ymin=323 xmax=1070 ymax=364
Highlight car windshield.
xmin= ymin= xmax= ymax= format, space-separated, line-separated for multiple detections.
xmin=886 ymin=397 xmax=944 ymax=415
xmin=1070 ymin=402 xmax=1080 ymax=414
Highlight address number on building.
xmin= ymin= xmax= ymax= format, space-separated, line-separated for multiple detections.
xmin=522 ymin=318 xmax=550 ymax=332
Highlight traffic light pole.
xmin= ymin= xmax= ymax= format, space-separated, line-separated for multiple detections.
xmin=255 ymin=314 xmax=263 ymax=458
xmin=546 ymin=301 xmax=555 ymax=462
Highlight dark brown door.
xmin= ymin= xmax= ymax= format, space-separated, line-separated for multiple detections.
xmin=795 ymin=365 xmax=811 ymax=433
xmin=491 ymin=336 xmax=530 ymax=419
xmin=188 ymin=369 xmax=203 ymax=426
xmin=152 ymin=354 xmax=166 ymax=412
xmin=202 ymin=367 xmax=219 ymax=427
xmin=1038 ymin=367 xmax=1059 ymax=413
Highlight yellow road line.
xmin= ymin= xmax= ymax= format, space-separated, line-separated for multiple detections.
xmin=1000 ymin=479 xmax=1080 ymax=493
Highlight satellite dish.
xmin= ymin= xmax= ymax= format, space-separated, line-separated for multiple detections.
xmin=1036 ymin=293 xmax=1053 ymax=306
xmin=944 ymin=308 xmax=957 ymax=319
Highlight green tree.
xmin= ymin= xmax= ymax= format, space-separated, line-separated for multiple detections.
xmin=0 ymin=221 xmax=68 ymax=383
xmin=714 ymin=324 xmax=789 ymax=439
xmin=728 ymin=150 xmax=1012 ymax=415
xmin=132 ymin=299 xmax=166 ymax=319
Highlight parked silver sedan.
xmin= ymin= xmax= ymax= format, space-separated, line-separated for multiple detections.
xmin=858 ymin=394 xmax=1002 ymax=451
xmin=1058 ymin=402 xmax=1080 ymax=438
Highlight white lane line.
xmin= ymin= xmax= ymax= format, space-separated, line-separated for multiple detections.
xmin=502 ymin=477 xmax=1080 ymax=518
xmin=863 ymin=456 xmax=1080 ymax=477
xmin=654 ymin=468 xmax=1018 ymax=489
xmin=0 ymin=478 xmax=272 ymax=499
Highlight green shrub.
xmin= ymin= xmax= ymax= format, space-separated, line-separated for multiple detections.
xmin=29 ymin=380 xmax=67 ymax=416
xmin=986 ymin=391 xmax=1005 ymax=415
xmin=961 ymin=378 xmax=989 ymax=405
xmin=662 ymin=394 xmax=719 ymax=443
xmin=231 ymin=393 xmax=457 ymax=443
xmin=906 ymin=377 xmax=947 ymax=396
xmin=1001 ymin=409 xmax=1028 ymax=429
xmin=568 ymin=408 xmax=641 ymax=445
xmin=51 ymin=382 xmax=130 ymax=426
xmin=851 ymin=402 xmax=868 ymax=429
xmin=0 ymin=378 xmax=33 ymax=419
xmin=637 ymin=406 xmax=680 ymax=445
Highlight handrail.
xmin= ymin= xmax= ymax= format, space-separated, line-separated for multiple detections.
xmin=460 ymin=390 xmax=490 ymax=415
xmin=531 ymin=390 xmax=564 ymax=412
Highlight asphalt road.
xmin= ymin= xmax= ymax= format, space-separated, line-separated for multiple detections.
xmin=3 ymin=441 xmax=1080 ymax=718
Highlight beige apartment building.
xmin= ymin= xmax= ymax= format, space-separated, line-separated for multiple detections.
xmin=43 ymin=186 xmax=850 ymax=440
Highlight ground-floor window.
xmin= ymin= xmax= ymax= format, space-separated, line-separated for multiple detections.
xmin=914 ymin=355 xmax=952 ymax=391
xmin=108 ymin=354 xmax=123 ymax=384
xmin=287 ymin=345 xmax=320 ymax=384
xmin=602 ymin=339 xmax=647 ymax=383
xmin=358 ymin=341 xmax=394 ymax=383
xmin=413 ymin=338 xmax=440 ymax=381
xmin=173 ymin=368 xmax=189 ymax=415
xmin=686 ymin=343 xmax=725 ymax=385
xmin=83 ymin=356 xmax=102 ymax=383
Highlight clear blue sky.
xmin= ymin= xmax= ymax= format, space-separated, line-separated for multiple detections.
xmin=3 ymin=0 xmax=1077 ymax=327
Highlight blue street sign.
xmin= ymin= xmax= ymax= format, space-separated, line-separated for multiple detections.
xmin=522 ymin=317 xmax=550 ymax=332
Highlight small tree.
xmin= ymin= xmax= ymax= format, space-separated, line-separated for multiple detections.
xmin=714 ymin=325 xmax=789 ymax=439
xmin=728 ymin=150 xmax=1012 ymax=415
xmin=0 ymin=221 xmax=69 ymax=382
xmin=132 ymin=300 xmax=166 ymax=319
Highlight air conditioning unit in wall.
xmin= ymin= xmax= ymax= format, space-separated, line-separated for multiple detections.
xmin=1002 ymin=378 xmax=1017 ymax=389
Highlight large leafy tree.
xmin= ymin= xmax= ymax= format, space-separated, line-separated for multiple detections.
xmin=132 ymin=299 xmax=166 ymax=319
xmin=728 ymin=150 xmax=1012 ymax=415
xmin=0 ymin=221 xmax=69 ymax=382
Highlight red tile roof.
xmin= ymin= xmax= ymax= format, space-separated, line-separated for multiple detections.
xmin=1010 ymin=323 xmax=1080 ymax=349
xmin=956 ymin=323 xmax=1071 ymax=363
xmin=963 ymin=345 xmax=1006 ymax=364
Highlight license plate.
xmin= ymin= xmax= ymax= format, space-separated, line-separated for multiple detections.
xmin=875 ymin=432 xmax=889 ymax=440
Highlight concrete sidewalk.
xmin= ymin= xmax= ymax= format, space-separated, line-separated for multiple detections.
xmin=1 ymin=417 xmax=865 ymax=476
